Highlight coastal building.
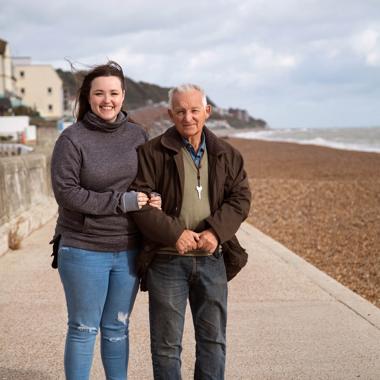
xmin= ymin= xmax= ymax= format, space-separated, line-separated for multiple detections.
xmin=14 ymin=58 xmax=64 ymax=119
xmin=228 ymin=108 xmax=251 ymax=123
xmin=0 ymin=38 xmax=21 ymax=113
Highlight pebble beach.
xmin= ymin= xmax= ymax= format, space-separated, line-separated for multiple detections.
xmin=227 ymin=137 xmax=380 ymax=307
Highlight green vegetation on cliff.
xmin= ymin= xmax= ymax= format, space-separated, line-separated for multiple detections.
xmin=56 ymin=69 xmax=266 ymax=129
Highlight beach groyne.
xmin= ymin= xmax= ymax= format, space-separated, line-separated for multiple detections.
xmin=0 ymin=153 xmax=57 ymax=256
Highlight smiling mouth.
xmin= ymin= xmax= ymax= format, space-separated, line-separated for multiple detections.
xmin=101 ymin=106 xmax=114 ymax=110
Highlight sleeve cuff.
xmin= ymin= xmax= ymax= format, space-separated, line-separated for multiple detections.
xmin=122 ymin=191 xmax=139 ymax=212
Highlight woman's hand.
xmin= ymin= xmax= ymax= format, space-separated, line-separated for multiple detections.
xmin=137 ymin=192 xmax=149 ymax=209
xmin=148 ymin=192 xmax=162 ymax=210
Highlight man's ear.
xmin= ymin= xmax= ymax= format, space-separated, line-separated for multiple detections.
xmin=205 ymin=105 xmax=212 ymax=119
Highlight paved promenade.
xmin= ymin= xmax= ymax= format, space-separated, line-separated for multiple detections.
xmin=0 ymin=219 xmax=379 ymax=379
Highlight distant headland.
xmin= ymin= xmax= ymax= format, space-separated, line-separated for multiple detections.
xmin=57 ymin=69 xmax=268 ymax=137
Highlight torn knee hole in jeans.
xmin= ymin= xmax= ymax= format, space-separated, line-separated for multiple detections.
xmin=117 ymin=311 xmax=130 ymax=325
xmin=103 ymin=334 xmax=128 ymax=342
xmin=76 ymin=324 xmax=98 ymax=333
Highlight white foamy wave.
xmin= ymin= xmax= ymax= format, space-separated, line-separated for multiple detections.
xmin=281 ymin=137 xmax=380 ymax=153
xmin=234 ymin=127 xmax=380 ymax=153
xmin=234 ymin=130 xmax=275 ymax=139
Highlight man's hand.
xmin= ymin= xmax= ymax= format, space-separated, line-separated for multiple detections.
xmin=148 ymin=192 xmax=162 ymax=210
xmin=197 ymin=229 xmax=219 ymax=254
xmin=176 ymin=230 xmax=200 ymax=255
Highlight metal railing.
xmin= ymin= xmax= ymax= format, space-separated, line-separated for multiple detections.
xmin=0 ymin=143 xmax=34 ymax=157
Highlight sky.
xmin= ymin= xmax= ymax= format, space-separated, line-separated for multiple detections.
xmin=1 ymin=0 xmax=380 ymax=128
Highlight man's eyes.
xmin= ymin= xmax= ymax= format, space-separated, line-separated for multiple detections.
xmin=176 ymin=109 xmax=200 ymax=115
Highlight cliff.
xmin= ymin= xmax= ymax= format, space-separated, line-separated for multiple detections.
xmin=57 ymin=69 xmax=267 ymax=135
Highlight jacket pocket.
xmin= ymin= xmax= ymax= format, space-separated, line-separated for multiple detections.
xmin=222 ymin=235 xmax=248 ymax=281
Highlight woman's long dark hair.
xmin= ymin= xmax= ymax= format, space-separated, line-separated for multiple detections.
xmin=75 ymin=61 xmax=126 ymax=121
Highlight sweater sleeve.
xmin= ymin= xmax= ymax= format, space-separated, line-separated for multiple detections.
xmin=51 ymin=135 xmax=125 ymax=216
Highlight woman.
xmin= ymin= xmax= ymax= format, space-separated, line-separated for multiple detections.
xmin=51 ymin=61 xmax=159 ymax=380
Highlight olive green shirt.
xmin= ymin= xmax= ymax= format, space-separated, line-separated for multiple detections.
xmin=158 ymin=147 xmax=211 ymax=256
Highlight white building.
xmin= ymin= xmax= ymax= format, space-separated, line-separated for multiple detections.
xmin=0 ymin=39 xmax=20 ymax=107
xmin=0 ymin=115 xmax=36 ymax=144
xmin=14 ymin=58 xmax=64 ymax=119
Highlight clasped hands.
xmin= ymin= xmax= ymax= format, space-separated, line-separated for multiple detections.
xmin=137 ymin=192 xmax=162 ymax=209
xmin=136 ymin=193 xmax=218 ymax=254
xmin=175 ymin=229 xmax=218 ymax=255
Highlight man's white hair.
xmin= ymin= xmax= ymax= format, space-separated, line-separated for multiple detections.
xmin=168 ymin=84 xmax=207 ymax=110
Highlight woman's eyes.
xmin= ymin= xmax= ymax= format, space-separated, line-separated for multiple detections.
xmin=93 ymin=92 xmax=120 ymax=96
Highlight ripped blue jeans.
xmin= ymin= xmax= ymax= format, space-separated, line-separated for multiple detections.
xmin=58 ymin=246 xmax=139 ymax=380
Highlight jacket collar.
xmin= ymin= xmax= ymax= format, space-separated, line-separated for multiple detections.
xmin=160 ymin=126 xmax=227 ymax=156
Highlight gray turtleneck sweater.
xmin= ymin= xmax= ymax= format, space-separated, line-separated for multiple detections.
xmin=51 ymin=111 xmax=148 ymax=251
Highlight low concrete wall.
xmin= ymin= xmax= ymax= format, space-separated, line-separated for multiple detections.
xmin=0 ymin=153 xmax=57 ymax=255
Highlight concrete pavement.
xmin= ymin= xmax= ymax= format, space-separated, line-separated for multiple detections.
xmin=0 ymin=219 xmax=379 ymax=379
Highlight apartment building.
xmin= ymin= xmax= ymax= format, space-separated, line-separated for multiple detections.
xmin=14 ymin=58 xmax=64 ymax=119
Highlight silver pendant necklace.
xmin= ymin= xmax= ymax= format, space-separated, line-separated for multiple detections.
xmin=196 ymin=165 xmax=202 ymax=200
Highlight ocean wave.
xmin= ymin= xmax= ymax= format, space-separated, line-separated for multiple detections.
xmin=234 ymin=128 xmax=380 ymax=153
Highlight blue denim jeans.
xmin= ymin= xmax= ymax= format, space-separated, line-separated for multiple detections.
xmin=58 ymin=246 xmax=139 ymax=380
xmin=147 ymin=252 xmax=228 ymax=380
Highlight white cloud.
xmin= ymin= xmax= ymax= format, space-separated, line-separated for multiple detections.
xmin=1 ymin=0 xmax=380 ymax=127
xmin=243 ymin=43 xmax=298 ymax=70
xmin=352 ymin=28 xmax=380 ymax=66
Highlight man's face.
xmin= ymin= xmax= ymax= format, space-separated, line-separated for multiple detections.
xmin=168 ymin=89 xmax=211 ymax=140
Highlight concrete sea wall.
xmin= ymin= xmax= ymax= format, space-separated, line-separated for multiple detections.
xmin=0 ymin=153 xmax=57 ymax=256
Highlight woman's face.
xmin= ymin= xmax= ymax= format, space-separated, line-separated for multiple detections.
xmin=88 ymin=76 xmax=125 ymax=123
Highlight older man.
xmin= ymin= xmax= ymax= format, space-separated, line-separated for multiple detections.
xmin=131 ymin=84 xmax=251 ymax=379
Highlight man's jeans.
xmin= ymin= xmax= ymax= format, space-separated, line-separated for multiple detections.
xmin=58 ymin=246 xmax=139 ymax=380
xmin=147 ymin=252 xmax=228 ymax=380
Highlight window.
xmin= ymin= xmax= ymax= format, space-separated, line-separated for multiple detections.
xmin=19 ymin=71 xmax=25 ymax=78
xmin=47 ymin=87 xmax=52 ymax=94
xmin=48 ymin=104 xmax=53 ymax=112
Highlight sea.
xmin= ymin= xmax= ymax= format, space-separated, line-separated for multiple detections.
xmin=233 ymin=126 xmax=380 ymax=154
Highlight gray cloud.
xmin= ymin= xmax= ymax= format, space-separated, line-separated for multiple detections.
xmin=1 ymin=0 xmax=380 ymax=127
